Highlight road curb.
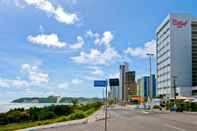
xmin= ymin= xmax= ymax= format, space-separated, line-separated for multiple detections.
xmin=17 ymin=119 xmax=88 ymax=131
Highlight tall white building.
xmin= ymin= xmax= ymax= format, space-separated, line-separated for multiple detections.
xmin=156 ymin=13 xmax=197 ymax=98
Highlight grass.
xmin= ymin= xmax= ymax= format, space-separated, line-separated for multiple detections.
xmin=0 ymin=108 xmax=98 ymax=131
xmin=137 ymin=109 xmax=151 ymax=113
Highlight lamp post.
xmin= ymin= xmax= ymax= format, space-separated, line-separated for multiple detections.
xmin=172 ymin=76 xmax=177 ymax=110
xmin=146 ymin=53 xmax=154 ymax=105
xmin=105 ymin=79 xmax=108 ymax=131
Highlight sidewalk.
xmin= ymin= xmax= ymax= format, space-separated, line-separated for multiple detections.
xmin=17 ymin=108 xmax=107 ymax=131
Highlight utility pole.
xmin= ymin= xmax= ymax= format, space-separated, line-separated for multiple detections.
xmin=147 ymin=53 xmax=154 ymax=105
xmin=105 ymin=79 xmax=108 ymax=131
xmin=103 ymin=88 xmax=105 ymax=105
xmin=172 ymin=76 xmax=177 ymax=110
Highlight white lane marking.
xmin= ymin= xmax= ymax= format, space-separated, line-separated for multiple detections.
xmin=165 ymin=124 xmax=186 ymax=131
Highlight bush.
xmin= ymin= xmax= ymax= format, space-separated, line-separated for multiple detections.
xmin=165 ymin=100 xmax=197 ymax=112
xmin=153 ymin=105 xmax=160 ymax=109
xmin=47 ymin=105 xmax=73 ymax=116
xmin=38 ymin=111 xmax=56 ymax=120
xmin=191 ymin=102 xmax=197 ymax=112
xmin=68 ymin=111 xmax=86 ymax=120
xmin=85 ymin=108 xmax=96 ymax=116
xmin=165 ymin=101 xmax=172 ymax=110
xmin=0 ymin=102 xmax=102 ymax=126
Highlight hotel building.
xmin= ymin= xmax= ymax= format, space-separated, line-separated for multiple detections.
xmin=156 ymin=13 xmax=197 ymax=98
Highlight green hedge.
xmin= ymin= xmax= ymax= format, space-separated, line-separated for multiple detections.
xmin=166 ymin=101 xmax=197 ymax=112
xmin=153 ymin=105 xmax=160 ymax=109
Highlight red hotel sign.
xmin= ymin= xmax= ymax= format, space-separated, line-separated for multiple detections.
xmin=172 ymin=18 xmax=188 ymax=28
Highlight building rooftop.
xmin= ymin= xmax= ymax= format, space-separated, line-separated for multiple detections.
xmin=156 ymin=13 xmax=193 ymax=34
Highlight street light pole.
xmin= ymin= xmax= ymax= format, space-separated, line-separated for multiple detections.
xmin=147 ymin=53 xmax=154 ymax=105
xmin=103 ymin=88 xmax=105 ymax=105
xmin=105 ymin=79 xmax=108 ymax=131
xmin=172 ymin=76 xmax=177 ymax=110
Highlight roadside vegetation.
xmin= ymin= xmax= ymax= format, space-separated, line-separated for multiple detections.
xmin=0 ymin=102 xmax=102 ymax=131
xmin=166 ymin=100 xmax=197 ymax=112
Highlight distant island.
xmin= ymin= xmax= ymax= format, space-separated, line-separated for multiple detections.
xmin=12 ymin=96 xmax=102 ymax=103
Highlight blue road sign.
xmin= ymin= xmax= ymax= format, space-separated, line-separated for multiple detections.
xmin=94 ymin=80 xmax=107 ymax=87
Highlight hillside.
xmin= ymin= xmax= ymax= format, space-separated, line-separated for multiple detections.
xmin=12 ymin=96 xmax=102 ymax=103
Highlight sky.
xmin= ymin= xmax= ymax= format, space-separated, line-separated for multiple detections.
xmin=0 ymin=0 xmax=196 ymax=103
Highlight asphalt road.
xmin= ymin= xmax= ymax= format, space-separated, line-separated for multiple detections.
xmin=42 ymin=108 xmax=197 ymax=131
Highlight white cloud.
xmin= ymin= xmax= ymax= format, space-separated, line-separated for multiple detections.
xmin=84 ymin=66 xmax=103 ymax=80
xmin=125 ymin=40 xmax=156 ymax=58
xmin=71 ymin=47 xmax=120 ymax=65
xmin=29 ymin=72 xmax=49 ymax=84
xmin=89 ymin=66 xmax=103 ymax=76
xmin=27 ymin=34 xmax=67 ymax=48
xmin=92 ymin=68 xmax=103 ymax=76
xmin=21 ymin=64 xmax=49 ymax=85
xmin=101 ymin=31 xmax=114 ymax=47
xmin=85 ymin=76 xmax=99 ymax=80
xmin=28 ymin=34 xmax=85 ymax=49
xmin=86 ymin=30 xmax=100 ymax=45
xmin=54 ymin=6 xmax=78 ymax=25
xmin=108 ymin=72 xmax=119 ymax=79
xmin=86 ymin=30 xmax=96 ymax=38
xmin=0 ymin=63 xmax=49 ymax=89
xmin=71 ymin=31 xmax=118 ymax=65
xmin=94 ymin=36 xmax=100 ymax=45
xmin=23 ymin=0 xmax=78 ymax=25
xmin=145 ymin=40 xmax=156 ymax=54
xmin=86 ymin=30 xmax=99 ymax=38
xmin=56 ymin=79 xmax=82 ymax=90
xmin=39 ymin=25 xmax=44 ymax=33
xmin=85 ymin=30 xmax=114 ymax=46
xmin=103 ymin=47 xmax=120 ymax=61
xmin=57 ymin=82 xmax=69 ymax=89
xmin=125 ymin=47 xmax=147 ymax=58
xmin=71 ymin=79 xmax=83 ymax=84
xmin=0 ymin=78 xmax=29 ymax=88
xmin=69 ymin=36 xmax=84 ymax=49
xmin=71 ymin=49 xmax=100 ymax=64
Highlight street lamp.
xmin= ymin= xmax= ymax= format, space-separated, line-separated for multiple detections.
xmin=172 ymin=76 xmax=177 ymax=110
xmin=146 ymin=53 xmax=154 ymax=105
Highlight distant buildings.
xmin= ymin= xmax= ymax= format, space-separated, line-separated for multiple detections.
xmin=109 ymin=78 xmax=119 ymax=102
xmin=109 ymin=63 xmax=157 ymax=103
xmin=120 ymin=63 xmax=137 ymax=102
xmin=119 ymin=63 xmax=129 ymax=101
xmin=125 ymin=71 xmax=137 ymax=101
xmin=109 ymin=63 xmax=137 ymax=103
xmin=109 ymin=63 xmax=156 ymax=103
xmin=137 ymin=75 xmax=156 ymax=99
xmin=156 ymin=13 xmax=197 ymax=98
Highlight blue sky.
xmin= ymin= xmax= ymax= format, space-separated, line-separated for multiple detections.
xmin=0 ymin=0 xmax=196 ymax=103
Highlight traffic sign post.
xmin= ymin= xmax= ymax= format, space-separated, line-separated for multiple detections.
xmin=109 ymin=79 xmax=119 ymax=104
xmin=94 ymin=80 xmax=107 ymax=87
xmin=94 ymin=80 xmax=108 ymax=131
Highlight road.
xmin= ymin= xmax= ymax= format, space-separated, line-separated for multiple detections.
xmin=42 ymin=107 xmax=197 ymax=131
